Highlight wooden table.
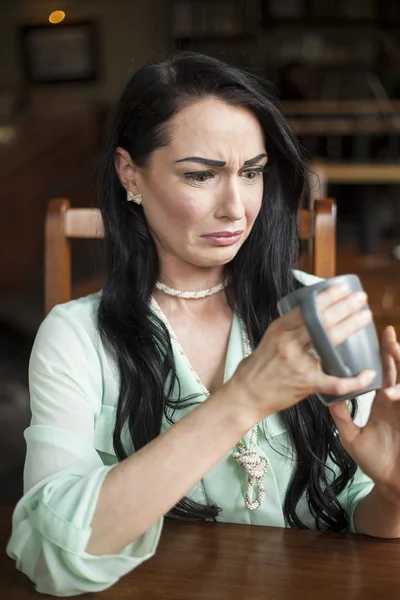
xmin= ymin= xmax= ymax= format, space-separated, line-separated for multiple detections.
xmin=1 ymin=506 xmax=400 ymax=599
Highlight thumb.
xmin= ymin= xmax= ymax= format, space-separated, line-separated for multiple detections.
xmin=329 ymin=401 xmax=361 ymax=448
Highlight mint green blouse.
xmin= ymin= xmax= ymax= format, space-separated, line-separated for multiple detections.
xmin=6 ymin=270 xmax=374 ymax=596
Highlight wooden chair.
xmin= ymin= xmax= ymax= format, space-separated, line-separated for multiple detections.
xmin=45 ymin=197 xmax=336 ymax=315
xmin=299 ymin=198 xmax=336 ymax=280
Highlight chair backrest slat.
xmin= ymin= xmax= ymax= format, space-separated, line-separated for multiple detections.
xmin=65 ymin=209 xmax=104 ymax=238
xmin=299 ymin=198 xmax=336 ymax=278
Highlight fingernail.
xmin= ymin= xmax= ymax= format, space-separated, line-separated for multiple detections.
xmin=386 ymin=387 xmax=397 ymax=398
xmin=354 ymin=291 xmax=367 ymax=302
xmin=363 ymin=370 xmax=376 ymax=380
xmin=360 ymin=309 xmax=372 ymax=320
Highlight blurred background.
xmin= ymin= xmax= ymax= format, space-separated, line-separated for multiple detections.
xmin=1 ymin=0 xmax=400 ymax=501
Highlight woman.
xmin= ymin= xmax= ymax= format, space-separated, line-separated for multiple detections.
xmin=7 ymin=52 xmax=400 ymax=596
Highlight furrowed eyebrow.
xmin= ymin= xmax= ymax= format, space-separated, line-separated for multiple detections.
xmin=175 ymin=156 xmax=226 ymax=167
xmin=175 ymin=153 xmax=268 ymax=167
xmin=243 ymin=153 xmax=268 ymax=166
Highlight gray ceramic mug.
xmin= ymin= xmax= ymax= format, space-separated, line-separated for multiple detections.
xmin=277 ymin=274 xmax=382 ymax=405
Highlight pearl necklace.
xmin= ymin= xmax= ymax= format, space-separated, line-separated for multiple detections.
xmin=155 ymin=280 xmax=227 ymax=299
xmin=150 ymin=296 xmax=267 ymax=511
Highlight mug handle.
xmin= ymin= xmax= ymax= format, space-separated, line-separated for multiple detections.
xmin=299 ymin=290 xmax=351 ymax=378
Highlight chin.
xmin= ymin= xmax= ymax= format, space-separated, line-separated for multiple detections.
xmin=190 ymin=248 xmax=241 ymax=268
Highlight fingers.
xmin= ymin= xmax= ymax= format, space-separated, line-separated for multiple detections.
xmin=315 ymin=283 xmax=348 ymax=309
xmin=325 ymin=306 xmax=372 ymax=346
xmin=328 ymin=401 xmax=361 ymax=448
xmin=384 ymin=325 xmax=397 ymax=344
xmin=317 ymin=287 xmax=372 ymax=344
xmin=276 ymin=306 xmax=305 ymax=333
xmin=317 ymin=369 xmax=376 ymax=399
xmin=316 ymin=283 xmax=360 ymax=312
xmin=385 ymin=326 xmax=400 ymax=366
xmin=382 ymin=326 xmax=397 ymax=388
xmin=318 ymin=288 xmax=367 ymax=326
xmin=277 ymin=284 xmax=373 ymax=353
xmin=277 ymin=284 xmax=364 ymax=333
xmin=381 ymin=383 xmax=400 ymax=401
xmin=298 ymin=287 xmax=371 ymax=348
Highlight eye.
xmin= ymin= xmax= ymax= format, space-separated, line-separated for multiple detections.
xmin=241 ymin=167 xmax=265 ymax=181
xmin=184 ymin=170 xmax=214 ymax=183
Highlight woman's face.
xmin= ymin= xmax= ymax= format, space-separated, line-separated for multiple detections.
xmin=120 ymin=97 xmax=267 ymax=270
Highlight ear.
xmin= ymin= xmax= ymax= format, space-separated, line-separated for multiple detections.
xmin=114 ymin=147 xmax=141 ymax=193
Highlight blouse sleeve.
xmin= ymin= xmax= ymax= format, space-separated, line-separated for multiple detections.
xmin=6 ymin=303 xmax=163 ymax=597
xmin=338 ymin=391 xmax=375 ymax=532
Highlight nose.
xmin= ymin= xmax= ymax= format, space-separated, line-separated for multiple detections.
xmin=215 ymin=179 xmax=245 ymax=222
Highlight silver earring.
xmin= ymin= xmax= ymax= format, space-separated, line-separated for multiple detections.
xmin=127 ymin=190 xmax=142 ymax=205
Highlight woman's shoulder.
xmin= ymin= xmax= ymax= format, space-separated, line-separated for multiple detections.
xmin=43 ymin=292 xmax=102 ymax=340
xmin=51 ymin=290 xmax=102 ymax=320
xmin=29 ymin=291 xmax=117 ymax=413
xmin=31 ymin=292 xmax=105 ymax=379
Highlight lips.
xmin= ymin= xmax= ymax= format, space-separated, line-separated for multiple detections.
xmin=201 ymin=230 xmax=244 ymax=247
xmin=202 ymin=230 xmax=244 ymax=238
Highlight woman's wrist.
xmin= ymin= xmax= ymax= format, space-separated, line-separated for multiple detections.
xmin=215 ymin=369 xmax=266 ymax=436
xmin=373 ymin=482 xmax=400 ymax=511
xmin=354 ymin=485 xmax=400 ymax=538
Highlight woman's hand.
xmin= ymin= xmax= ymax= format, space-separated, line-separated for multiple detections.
xmin=233 ymin=283 xmax=376 ymax=422
xmin=329 ymin=326 xmax=400 ymax=504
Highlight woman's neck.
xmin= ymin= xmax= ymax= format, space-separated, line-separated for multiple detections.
xmin=152 ymin=284 xmax=231 ymax=320
xmin=157 ymin=260 xmax=225 ymax=294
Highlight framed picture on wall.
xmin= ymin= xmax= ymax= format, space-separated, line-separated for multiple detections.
xmin=20 ymin=22 xmax=99 ymax=84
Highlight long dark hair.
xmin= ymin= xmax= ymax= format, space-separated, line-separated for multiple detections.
xmin=97 ymin=52 xmax=357 ymax=531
